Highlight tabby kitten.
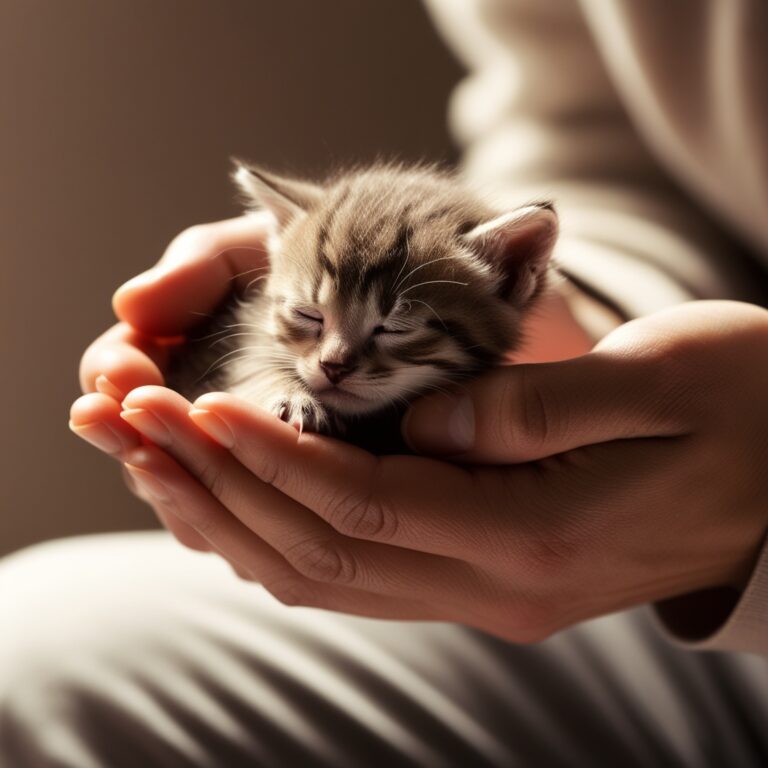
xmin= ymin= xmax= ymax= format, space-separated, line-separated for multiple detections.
xmin=168 ymin=162 xmax=557 ymax=447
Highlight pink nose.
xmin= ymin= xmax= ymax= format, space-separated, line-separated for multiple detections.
xmin=320 ymin=360 xmax=356 ymax=385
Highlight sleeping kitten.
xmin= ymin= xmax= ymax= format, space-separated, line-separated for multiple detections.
xmin=168 ymin=162 xmax=557 ymax=449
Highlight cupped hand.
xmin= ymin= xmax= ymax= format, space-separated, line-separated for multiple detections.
xmin=71 ymin=214 xmax=272 ymax=550
xmin=70 ymin=214 xmax=593 ymax=556
xmin=77 ymin=299 xmax=768 ymax=640
xmin=77 ymin=214 xmax=273 ymax=398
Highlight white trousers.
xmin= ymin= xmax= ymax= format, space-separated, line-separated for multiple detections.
xmin=1 ymin=532 xmax=767 ymax=767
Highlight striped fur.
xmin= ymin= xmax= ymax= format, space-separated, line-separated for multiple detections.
xmin=168 ymin=163 xmax=557 ymax=441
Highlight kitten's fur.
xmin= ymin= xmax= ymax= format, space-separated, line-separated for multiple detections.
xmin=168 ymin=162 xmax=557 ymax=449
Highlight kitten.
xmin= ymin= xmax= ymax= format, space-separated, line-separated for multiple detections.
xmin=168 ymin=162 xmax=557 ymax=450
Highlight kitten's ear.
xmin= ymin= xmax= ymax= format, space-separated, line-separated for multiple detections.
xmin=462 ymin=203 xmax=558 ymax=306
xmin=232 ymin=160 xmax=323 ymax=229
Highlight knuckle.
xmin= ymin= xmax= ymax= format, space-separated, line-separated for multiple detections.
xmin=520 ymin=533 xmax=580 ymax=581
xmin=325 ymin=490 xmax=398 ymax=542
xmin=185 ymin=506 xmax=219 ymax=539
xmin=174 ymin=530 xmax=210 ymax=553
xmin=255 ymin=449 xmax=282 ymax=488
xmin=283 ymin=537 xmax=357 ymax=585
xmin=230 ymin=563 xmax=255 ymax=581
xmin=122 ymin=465 xmax=143 ymax=498
xmin=263 ymin=575 xmax=317 ymax=608
xmin=197 ymin=459 xmax=228 ymax=502
xmin=492 ymin=480 xmax=587 ymax=579
xmin=620 ymin=325 xmax=716 ymax=430
xmin=500 ymin=368 xmax=559 ymax=459
xmin=515 ymin=515 xmax=588 ymax=582
xmin=168 ymin=224 xmax=217 ymax=258
xmin=493 ymin=599 xmax=559 ymax=644
xmin=638 ymin=350 xmax=701 ymax=429
xmin=79 ymin=343 xmax=101 ymax=393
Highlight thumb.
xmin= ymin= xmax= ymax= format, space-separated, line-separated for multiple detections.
xmin=113 ymin=214 xmax=270 ymax=337
xmin=402 ymin=350 xmax=686 ymax=464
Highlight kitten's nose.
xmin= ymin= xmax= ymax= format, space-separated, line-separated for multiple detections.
xmin=320 ymin=360 xmax=357 ymax=385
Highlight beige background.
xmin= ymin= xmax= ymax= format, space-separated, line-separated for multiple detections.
xmin=0 ymin=1 xmax=462 ymax=556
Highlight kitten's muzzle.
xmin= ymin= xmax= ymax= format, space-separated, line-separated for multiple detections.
xmin=319 ymin=360 xmax=357 ymax=385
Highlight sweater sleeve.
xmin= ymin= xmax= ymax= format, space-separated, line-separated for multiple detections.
xmin=423 ymin=0 xmax=768 ymax=653
xmin=423 ymin=0 xmax=761 ymax=315
xmin=651 ymin=534 xmax=768 ymax=655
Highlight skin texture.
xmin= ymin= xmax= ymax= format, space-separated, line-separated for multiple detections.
xmin=71 ymin=216 xmax=768 ymax=642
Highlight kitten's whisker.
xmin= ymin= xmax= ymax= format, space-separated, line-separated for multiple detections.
xmin=206 ymin=245 xmax=268 ymax=264
xmin=192 ymin=327 xmax=240 ymax=342
xmin=399 ymin=279 xmax=469 ymax=297
xmin=198 ymin=344 xmax=292 ymax=382
xmin=229 ymin=265 xmax=270 ymax=282
xmin=195 ymin=353 xmax=263 ymax=383
xmin=208 ymin=333 xmax=253 ymax=349
xmin=404 ymin=298 xmax=446 ymax=328
xmin=222 ymin=322 xmax=264 ymax=330
xmin=199 ymin=354 xmax=297 ymax=383
xmin=207 ymin=339 xmax=294 ymax=357
xmin=391 ymin=244 xmax=411 ymax=291
xmin=395 ymin=255 xmax=459 ymax=292
xmin=244 ymin=275 xmax=269 ymax=293
xmin=190 ymin=322 xmax=266 ymax=343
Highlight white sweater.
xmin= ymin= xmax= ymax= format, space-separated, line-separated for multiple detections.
xmin=425 ymin=0 xmax=768 ymax=653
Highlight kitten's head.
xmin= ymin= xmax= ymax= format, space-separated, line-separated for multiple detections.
xmin=233 ymin=162 xmax=557 ymax=417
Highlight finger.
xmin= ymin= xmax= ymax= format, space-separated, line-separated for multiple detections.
xmin=121 ymin=464 xmax=211 ymax=552
xmin=123 ymin=446 xmax=439 ymax=621
xmin=69 ymin=393 xmax=143 ymax=457
xmin=122 ymin=388 xmax=491 ymax=605
xmin=113 ymin=214 xmax=271 ymax=337
xmin=79 ymin=322 xmax=168 ymax=396
xmin=68 ymin=394 xmax=207 ymax=549
xmin=403 ymin=344 xmax=691 ymax=464
xmin=156 ymin=504 xmax=213 ymax=553
xmin=187 ymin=393 xmax=499 ymax=562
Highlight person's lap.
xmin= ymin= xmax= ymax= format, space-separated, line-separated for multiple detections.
xmin=1 ymin=532 xmax=766 ymax=768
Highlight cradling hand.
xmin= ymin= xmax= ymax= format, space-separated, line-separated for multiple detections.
xmin=76 ymin=298 xmax=768 ymax=640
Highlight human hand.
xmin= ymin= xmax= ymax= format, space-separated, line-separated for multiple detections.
xmin=81 ymin=301 xmax=768 ymax=640
xmin=70 ymin=213 xmax=594 ymax=554
xmin=77 ymin=214 xmax=273 ymax=398
xmin=71 ymin=214 xmax=272 ymax=549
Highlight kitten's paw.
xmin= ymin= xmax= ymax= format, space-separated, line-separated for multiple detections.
xmin=270 ymin=394 xmax=330 ymax=434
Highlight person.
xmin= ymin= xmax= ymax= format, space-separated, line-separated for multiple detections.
xmin=2 ymin=1 xmax=767 ymax=765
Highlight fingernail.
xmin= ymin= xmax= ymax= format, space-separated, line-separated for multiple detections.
xmin=403 ymin=394 xmax=475 ymax=454
xmin=95 ymin=374 xmax=124 ymax=401
xmin=124 ymin=463 xmax=172 ymax=503
xmin=69 ymin=420 xmax=125 ymax=455
xmin=189 ymin=408 xmax=235 ymax=448
xmin=120 ymin=408 xmax=172 ymax=447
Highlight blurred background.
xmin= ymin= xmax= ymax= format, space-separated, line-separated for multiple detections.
xmin=0 ymin=0 xmax=462 ymax=556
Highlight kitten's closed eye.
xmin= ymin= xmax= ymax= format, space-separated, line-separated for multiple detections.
xmin=294 ymin=308 xmax=323 ymax=323
xmin=168 ymin=161 xmax=558 ymax=452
